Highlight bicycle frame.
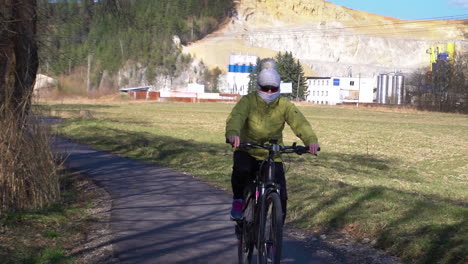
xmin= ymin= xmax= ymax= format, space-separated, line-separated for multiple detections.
xmin=257 ymin=148 xmax=279 ymax=201
xmin=231 ymin=140 xmax=318 ymax=264
xmin=242 ymin=140 xmax=282 ymax=217
xmin=243 ymin=139 xmax=309 ymax=209
xmin=235 ymin=139 xmax=313 ymax=264
xmin=236 ymin=146 xmax=281 ymax=264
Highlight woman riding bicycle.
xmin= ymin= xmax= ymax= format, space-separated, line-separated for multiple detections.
xmin=225 ymin=60 xmax=320 ymax=222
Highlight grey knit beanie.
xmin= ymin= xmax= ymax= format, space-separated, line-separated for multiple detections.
xmin=257 ymin=68 xmax=280 ymax=87
xmin=260 ymin=58 xmax=277 ymax=70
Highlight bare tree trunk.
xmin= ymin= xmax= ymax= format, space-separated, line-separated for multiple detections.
xmin=0 ymin=0 xmax=38 ymax=121
xmin=1 ymin=1 xmax=61 ymax=213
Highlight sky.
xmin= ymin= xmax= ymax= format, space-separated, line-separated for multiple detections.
xmin=327 ymin=0 xmax=468 ymax=20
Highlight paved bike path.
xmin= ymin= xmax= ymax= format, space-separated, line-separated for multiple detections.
xmin=55 ymin=137 xmax=331 ymax=264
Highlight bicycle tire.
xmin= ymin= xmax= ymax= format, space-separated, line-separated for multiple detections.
xmin=257 ymin=192 xmax=283 ymax=264
xmin=238 ymin=191 xmax=255 ymax=263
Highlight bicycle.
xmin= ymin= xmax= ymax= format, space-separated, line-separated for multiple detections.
xmin=230 ymin=139 xmax=317 ymax=264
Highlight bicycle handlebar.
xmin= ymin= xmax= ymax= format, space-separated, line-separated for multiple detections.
xmin=225 ymin=139 xmax=320 ymax=155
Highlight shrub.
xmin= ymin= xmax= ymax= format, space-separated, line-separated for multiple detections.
xmin=0 ymin=107 xmax=61 ymax=214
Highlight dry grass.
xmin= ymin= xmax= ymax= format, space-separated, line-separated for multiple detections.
xmin=56 ymin=74 xmax=87 ymax=97
xmin=0 ymin=171 xmax=107 ymax=264
xmin=0 ymin=107 xmax=61 ymax=214
xmin=35 ymin=93 xmax=132 ymax=105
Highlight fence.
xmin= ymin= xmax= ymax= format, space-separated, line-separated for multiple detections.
xmin=127 ymin=91 xmax=241 ymax=102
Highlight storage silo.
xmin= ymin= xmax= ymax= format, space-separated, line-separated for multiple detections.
xmin=394 ymin=74 xmax=405 ymax=105
xmin=391 ymin=74 xmax=397 ymax=104
xmin=446 ymin=43 xmax=455 ymax=64
xmin=228 ymin=55 xmax=236 ymax=72
xmin=389 ymin=73 xmax=395 ymax=100
xmin=378 ymin=74 xmax=389 ymax=104
xmin=226 ymin=54 xmax=258 ymax=95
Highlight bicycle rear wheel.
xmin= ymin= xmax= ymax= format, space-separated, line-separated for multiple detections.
xmin=238 ymin=193 xmax=254 ymax=263
xmin=257 ymin=192 xmax=283 ymax=264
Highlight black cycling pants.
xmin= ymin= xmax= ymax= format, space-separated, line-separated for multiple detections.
xmin=231 ymin=150 xmax=288 ymax=220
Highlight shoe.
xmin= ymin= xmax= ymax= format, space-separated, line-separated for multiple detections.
xmin=230 ymin=199 xmax=244 ymax=220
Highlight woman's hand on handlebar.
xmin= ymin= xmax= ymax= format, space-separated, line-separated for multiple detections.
xmin=308 ymin=143 xmax=320 ymax=155
xmin=228 ymin=136 xmax=240 ymax=148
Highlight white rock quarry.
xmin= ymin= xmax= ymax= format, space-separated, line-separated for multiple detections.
xmin=184 ymin=0 xmax=467 ymax=78
xmin=241 ymin=22 xmax=466 ymax=77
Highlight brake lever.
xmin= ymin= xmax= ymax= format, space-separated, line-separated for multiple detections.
xmin=313 ymin=147 xmax=321 ymax=156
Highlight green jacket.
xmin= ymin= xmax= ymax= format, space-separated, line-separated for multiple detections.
xmin=225 ymin=93 xmax=318 ymax=161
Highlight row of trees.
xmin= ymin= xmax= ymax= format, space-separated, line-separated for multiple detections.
xmin=248 ymin=52 xmax=308 ymax=101
xmin=38 ymin=0 xmax=234 ymax=85
xmin=407 ymin=54 xmax=467 ymax=113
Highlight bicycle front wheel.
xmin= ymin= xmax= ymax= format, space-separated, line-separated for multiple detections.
xmin=257 ymin=192 xmax=283 ymax=264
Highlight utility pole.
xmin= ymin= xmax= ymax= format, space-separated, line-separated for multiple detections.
xmin=119 ymin=39 xmax=124 ymax=59
xmin=86 ymin=54 xmax=93 ymax=93
xmin=296 ymin=73 xmax=300 ymax=101
xmin=191 ymin=17 xmax=194 ymax=42
xmin=357 ymin=73 xmax=361 ymax=107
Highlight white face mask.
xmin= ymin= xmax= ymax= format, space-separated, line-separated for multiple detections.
xmin=257 ymin=89 xmax=280 ymax=104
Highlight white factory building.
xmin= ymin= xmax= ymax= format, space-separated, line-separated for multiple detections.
xmin=226 ymin=54 xmax=258 ymax=95
xmin=306 ymin=76 xmax=375 ymax=105
xmin=222 ymin=54 xmax=402 ymax=105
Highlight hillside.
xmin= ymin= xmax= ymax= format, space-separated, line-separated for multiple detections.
xmin=183 ymin=0 xmax=468 ymax=77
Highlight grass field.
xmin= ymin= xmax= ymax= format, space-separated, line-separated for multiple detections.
xmin=38 ymin=101 xmax=468 ymax=264
xmin=0 ymin=171 xmax=98 ymax=264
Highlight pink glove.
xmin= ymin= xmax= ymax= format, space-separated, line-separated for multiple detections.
xmin=228 ymin=136 xmax=240 ymax=148
xmin=308 ymin=143 xmax=320 ymax=155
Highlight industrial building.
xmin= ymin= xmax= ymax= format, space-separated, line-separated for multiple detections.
xmin=226 ymin=54 xmax=258 ymax=95
xmin=224 ymin=55 xmax=410 ymax=106
xmin=306 ymin=76 xmax=375 ymax=105
xmin=427 ymin=43 xmax=455 ymax=71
